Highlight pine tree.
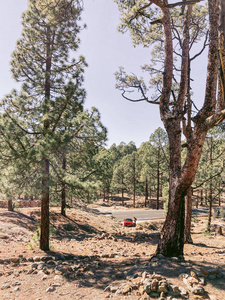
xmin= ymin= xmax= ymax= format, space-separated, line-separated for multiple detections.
xmin=1 ymin=0 xmax=86 ymax=250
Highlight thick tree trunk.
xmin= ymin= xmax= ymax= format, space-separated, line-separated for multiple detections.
xmin=40 ymin=158 xmax=50 ymax=251
xmin=156 ymin=0 xmax=219 ymax=257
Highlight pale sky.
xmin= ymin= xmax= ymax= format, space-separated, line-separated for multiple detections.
xmin=0 ymin=0 xmax=207 ymax=148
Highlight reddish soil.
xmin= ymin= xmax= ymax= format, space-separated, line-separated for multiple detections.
xmin=0 ymin=201 xmax=224 ymax=299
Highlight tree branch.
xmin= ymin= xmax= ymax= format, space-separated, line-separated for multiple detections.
xmin=166 ymin=0 xmax=203 ymax=8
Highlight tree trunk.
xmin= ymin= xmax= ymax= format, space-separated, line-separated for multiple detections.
xmin=207 ymin=198 xmax=213 ymax=232
xmin=156 ymin=0 xmax=219 ymax=257
xmin=61 ymin=157 xmax=66 ymax=217
xmin=8 ymin=199 xmax=13 ymax=211
xmin=40 ymin=158 xmax=50 ymax=251
xmin=200 ymin=189 xmax=203 ymax=206
xmin=156 ymin=149 xmax=160 ymax=210
xmin=145 ymin=178 xmax=148 ymax=207
xmin=40 ymin=25 xmax=51 ymax=251
xmin=207 ymin=136 xmax=213 ymax=232
xmin=184 ymin=186 xmax=193 ymax=243
xmin=122 ymin=187 xmax=124 ymax=206
xmin=133 ymin=154 xmax=136 ymax=208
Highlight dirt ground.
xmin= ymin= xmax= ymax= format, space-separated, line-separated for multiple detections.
xmin=0 ymin=201 xmax=224 ymax=300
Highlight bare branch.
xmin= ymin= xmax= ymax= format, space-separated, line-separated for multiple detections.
xmin=166 ymin=0 xmax=203 ymax=9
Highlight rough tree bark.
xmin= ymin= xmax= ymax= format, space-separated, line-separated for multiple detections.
xmin=40 ymin=25 xmax=51 ymax=251
xmin=116 ymin=0 xmax=224 ymax=256
xmin=184 ymin=187 xmax=193 ymax=243
xmin=61 ymin=157 xmax=67 ymax=217
xmin=156 ymin=0 xmax=221 ymax=257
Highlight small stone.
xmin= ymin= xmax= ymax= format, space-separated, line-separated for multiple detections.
xmin=172 ymin=285 xmax=180 ymax=295
xmin=142 ymin=271 xmax=148 ymax=280
xmin=13 ymin=269 xmax=20 ymax=277
xmin=54 ymin=275 xmax=64 ymax=281
xmin=139 ymin=285 xmax=145 ymax=295
xmin=151 ymin=279 xmax=158 ymax=291
xmin=122 ymin=283 xmax=131 ymax=294
xmin=33 ymin=256 xmax=41 ymax=262
xmin=145 ymin=284 xmax=151 ymax=294
xmin=31 ymin=263 xmax=38 ymax=269
xmin=27 ymin=257 xmax=34 ymax=262
xmin=190 ymin=271 xmax=198 ymax=279
xmin=1 ymin=284 xmax=10 ymax=290
xmin=191 ymin=285 xmax=205 ymax=295
xmin=110 ymin=285 xmax=118 ymax=293
xmin=140 ymin=292 xmax=151 ymax=300
xmin=47 ymin=260 xmax=56 ymax=265
xmin=187 ymin=276 xmax=199 ymax=286
xmin=46 ymin=286 xmax=55 ymax=292
xmin=198 ymin=277 xmax=206 ymax=285
xmin=51 ymin=282 xmax=62 ymax=287
xmin=158 ymin=285 xmax=168 ymax=293
xmin=11 ymin=258 xmax=20 ymax=264
xmin=42 ymin=275 xmax=48 ymax=280
xmin=12 ymin=282 xmax=21 ymax=286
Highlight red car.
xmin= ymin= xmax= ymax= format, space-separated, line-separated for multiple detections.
xmin=124 ymin=218 xmax=134 ymax=227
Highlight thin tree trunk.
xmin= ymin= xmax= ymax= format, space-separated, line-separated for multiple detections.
xmin=40 ymin=158 xmax=50 ymax=251
xmin=40 ymin=25 xmax=51 ymax=251
xmin=145 ymin=178 xmax=148 ymax=207
xmin=8 ymin=199 xmax=13 ymax=211
xmin=207 ymin=135 xmax=213 ymax=232
xmin=200 ymin=189 xmax=203 ymax=206
xmin=122 ymin=187 xmax=124 ymax=206
xmin=133 ymin=154 xmax=136 ymax=208
xmin=61 ymin=157 xmax=66 ymax=216
xmin=184 ymin=186 xmax=193 ymax=243
xmin=156 ymin=149 xmax=160 ymax=210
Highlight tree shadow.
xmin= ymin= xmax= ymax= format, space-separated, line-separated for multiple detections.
xmin=38 ymin=249 xmax=225 ymax=297
xmin=0 ymin=211 xmax=37 ymax=232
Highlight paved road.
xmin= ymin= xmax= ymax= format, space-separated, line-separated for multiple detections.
xmin=107 ymin=209 xmax=165 ymax=222
xmin=103 ymin=206 xmax=223 ymax=223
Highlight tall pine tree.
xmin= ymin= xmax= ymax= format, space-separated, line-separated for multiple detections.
xmin=1 ymin=0 xmax=86 ymax=250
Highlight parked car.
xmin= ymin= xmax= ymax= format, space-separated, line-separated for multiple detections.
xmin=124 ymin=218 xmax=133 ymax=227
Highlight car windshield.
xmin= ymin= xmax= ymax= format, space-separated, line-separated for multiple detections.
xmin=125 ymin=218 xmax=132 ymax=222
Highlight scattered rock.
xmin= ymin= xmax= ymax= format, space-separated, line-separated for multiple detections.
xmin=191 ymin=285 xmax=205 ymax=295
xmin=46 ymin=286 xmax=56 ymax=293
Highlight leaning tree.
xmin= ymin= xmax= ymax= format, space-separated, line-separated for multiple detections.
xmin=115 ymin=0 xmax=225 ymax=256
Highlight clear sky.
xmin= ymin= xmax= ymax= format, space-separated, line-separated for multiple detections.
xmin=0 ymin=0 xmax=207 ymax=148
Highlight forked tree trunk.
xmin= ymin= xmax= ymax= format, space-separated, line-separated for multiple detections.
xmin=156 ymin=0 xmax=219 ymax=257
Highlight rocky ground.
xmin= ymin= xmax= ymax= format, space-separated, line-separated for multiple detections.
xmin=0 ymin=202 xmax=224 ymax=300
